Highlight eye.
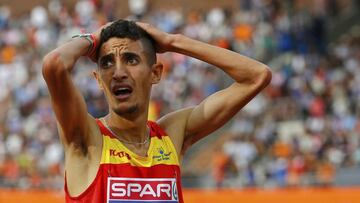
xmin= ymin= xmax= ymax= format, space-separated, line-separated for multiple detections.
xmin=125 ymin=55 xmax=140 ymax=66
xmin=100 ymin=59 xmax=114 ymax=69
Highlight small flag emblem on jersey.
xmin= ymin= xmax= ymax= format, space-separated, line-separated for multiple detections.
xmin=107 ymin=177 xmax=179 ymax=203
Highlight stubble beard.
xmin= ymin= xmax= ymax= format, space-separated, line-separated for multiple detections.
xmin=113 ymin=104 xmax=139 ymax=117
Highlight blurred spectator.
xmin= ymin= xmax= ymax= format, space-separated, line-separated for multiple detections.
xmin=315 ymin=157 xmax=335 ymax=186
xmin=128 ymin=0 xmax=148 ymax=19
xmin=212 ymin=148 xmax=233 ymax=188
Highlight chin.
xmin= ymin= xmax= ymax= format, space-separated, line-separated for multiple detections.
xmin=113 ymin=104 xmax=139 ymax=116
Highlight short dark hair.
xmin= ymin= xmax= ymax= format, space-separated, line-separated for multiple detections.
xmin=96 ymin=19 xmax=156 ymax=65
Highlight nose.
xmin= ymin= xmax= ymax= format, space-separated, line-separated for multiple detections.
xmin=112 ymin=63 xmax=129 ymax=81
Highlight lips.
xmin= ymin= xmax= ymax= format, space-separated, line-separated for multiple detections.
xmin=111 ymin=83 xmax=133 ymax=100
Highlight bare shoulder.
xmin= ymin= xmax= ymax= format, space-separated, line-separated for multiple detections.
xmin=156 ymin=107 xmax=194 ymax=157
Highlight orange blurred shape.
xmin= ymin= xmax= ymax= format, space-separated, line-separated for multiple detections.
xmin=316 ymin=161 xmax=335 ymax=185
xmin=234 ymin=24 xmax=253 ymax=42
xmin=214 ymin=38 xmax=230 ymax=49
xmin=148 ymin=100 xmax=160 ymax=121
xmin=273 ymin=141 xmax=292 ymax=158
xmin=1 ymin=45 xmax=16 ymax=64
xmin=212 ymin=152 xmax=230 ymax=186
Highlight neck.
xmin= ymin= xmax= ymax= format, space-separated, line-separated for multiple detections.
xmin=104 ymin=110 xmax=149 ymax=143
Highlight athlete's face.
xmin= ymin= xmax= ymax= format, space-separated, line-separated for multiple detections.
xmin=93 ymin=37 xmax=162 ymax=117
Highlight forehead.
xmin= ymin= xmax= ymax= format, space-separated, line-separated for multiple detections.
xmin=98 ymin=38 xmax=146 ymax=57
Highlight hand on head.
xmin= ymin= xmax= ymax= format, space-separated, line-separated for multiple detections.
xmin=89 ymin=21 xmax=175 ymax=62
xmin=136 ymin=22 xmax=177 ymax=53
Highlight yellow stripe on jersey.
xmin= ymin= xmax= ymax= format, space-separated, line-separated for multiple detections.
xmin=100 ymin=135 xmax=179 ymax=167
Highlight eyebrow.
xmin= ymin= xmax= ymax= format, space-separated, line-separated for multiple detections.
xmin=120 ymin=52 xmax=141 ymax=60
xmin=98 ymin=51 xmax=142 ymax=65
xmin=98 ymin=53 xmax=114 ymax=64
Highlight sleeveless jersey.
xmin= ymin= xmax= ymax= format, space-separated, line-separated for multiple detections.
xmin=65 ymin=119 xmax=183 ymax=203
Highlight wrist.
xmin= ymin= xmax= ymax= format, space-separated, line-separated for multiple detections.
xmin=71 ymin=33 xmax=97 ymax=57
xmin=169 ymin=33 xmax=183 ymax=52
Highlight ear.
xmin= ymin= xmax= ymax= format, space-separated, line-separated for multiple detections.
xmin=151 ymin=62 xmax=163 ymax=84
xmin=92 ymin=70 xmax=104 ymax=90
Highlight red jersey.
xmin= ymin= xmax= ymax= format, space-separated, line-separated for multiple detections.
xmin=65 ymin=119 xmax=183 ymax=203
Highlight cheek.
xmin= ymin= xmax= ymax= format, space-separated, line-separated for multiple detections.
xmin=98 ymin=74 xmax=112 ymax=92
xmin=133 ymin=68 xmax=152 ymax=86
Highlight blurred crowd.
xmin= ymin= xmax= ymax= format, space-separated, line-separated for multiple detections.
xmin=0 ymin=0 xmax=359 ymax=190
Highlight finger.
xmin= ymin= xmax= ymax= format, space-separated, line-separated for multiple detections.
xmin=135 ymin=21 xmax=148 ymax=28
xmin=98 ymin=22 xmax=112 ymax=34
xmin=103 ymin=22 xmax=112 ymax=28
xmin=136 ymin=22 xmax=154 ymax=33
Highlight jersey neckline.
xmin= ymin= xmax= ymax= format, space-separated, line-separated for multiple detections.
xmin=97 ymin=118 xmax=155 ymax=160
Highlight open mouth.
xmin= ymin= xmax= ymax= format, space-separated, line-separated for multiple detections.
xmin=112 ymin=85 xmax=133 ymax=100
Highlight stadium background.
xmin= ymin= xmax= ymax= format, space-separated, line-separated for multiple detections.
xmin=0 ymin=0 xmax=360 ymax=202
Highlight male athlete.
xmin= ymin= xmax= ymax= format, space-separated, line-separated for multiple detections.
xmin=42 ymin=20 xmax=271 ymax=202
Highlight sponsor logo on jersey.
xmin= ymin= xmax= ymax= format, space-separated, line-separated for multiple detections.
xmin=109 ymin=149 xmax=131 ymax=160
xmin=107 ymin=177 xmax=178 ymax=203
xmin=152 ymin=147 xmax=172 ymax=162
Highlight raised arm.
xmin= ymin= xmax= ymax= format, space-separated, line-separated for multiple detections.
xmin=42 ymin=29 xmax=102 ymax=151
xmin=137 ymin=23 xmax=272 ymax=154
